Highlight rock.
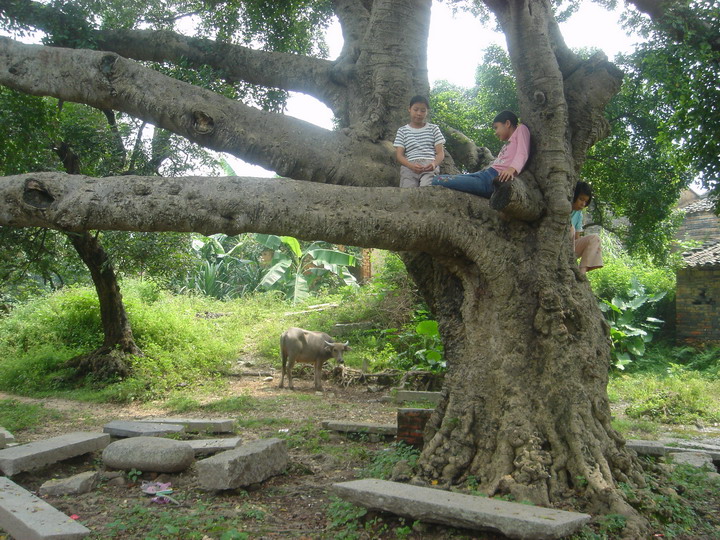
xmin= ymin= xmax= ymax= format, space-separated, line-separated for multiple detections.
xmin=39 ymin=470 xmax=99 ymax=496
xmin=107 ymin=476 xmax=127 ymax=487
xmin=102 ymin=436 xmax=194 ymax=473
xmin=196 ymin=438 xmax=288 ymax=490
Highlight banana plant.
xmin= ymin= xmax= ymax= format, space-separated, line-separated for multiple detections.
xmin=254 ymin=234 xmax=357 ymax=302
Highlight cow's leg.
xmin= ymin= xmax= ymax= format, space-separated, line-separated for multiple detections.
xmin=279 ymin=348 xmax=287 ymax=388
xmin=314 ymin=360 xmax=323 ymax=391
xmin=287 ymin=357 xmax=295 ymax=390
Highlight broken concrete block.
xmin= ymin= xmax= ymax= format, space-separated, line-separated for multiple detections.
xmin=0 ymin=432 xmax=110 ymax=476
xmin=39 ymin=471 xmax=100 ymax=497
xmin=196 ymin=438 xmax=288 ymax=490
xmin=669 ymin=451 xmax=716 ymax=471
xmin=333 ymin=479 xmax=591 ymax=540
xmin=102 ymin=420 xmax=185 ymax=437
xmin=136 ymin=417 xmax=234 ymax=433
xmin=0 ymin=477 xmax=91 ymax=539
xmin=102 ymin=436 xmax=194 ymax=472
xmin=321 ymin=420 xmax=397 ymax=436
xmin=187 ymin=437 xmax=242 ymax=456
xmin=0 ymin=427 xmax=15 ymax=445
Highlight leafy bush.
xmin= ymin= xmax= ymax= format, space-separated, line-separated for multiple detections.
xmin=599 ymin=279 xmax=665 ymax=370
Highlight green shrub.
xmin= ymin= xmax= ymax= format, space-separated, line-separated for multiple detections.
xmin=599 ymin=279 xmax=665 ymax=370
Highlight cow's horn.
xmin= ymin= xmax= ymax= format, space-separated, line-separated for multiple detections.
xmin=325 ymin=340 xmax=333 ymax=346
xmin=343 ymin=341 xmax=349 ymax=346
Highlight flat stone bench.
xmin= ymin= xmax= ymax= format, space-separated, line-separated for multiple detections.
xmin=321 ymin=420 xmax=397 ymax=436
xmin=333 ymin=479 xmax=591 ymax=540
xmin=137 ymin=417 xmax=234 ymax=433
xmin=0 ymin=432 xmax=110 ymax=476
xmin=196 ymin=438 xmax=288 ymax=490
xmin=103 ymin=420 xmax=185 ymax=437
xmin=0 ymin=477 xmax=91 ymax=539
xmin=188 ymin=437 xmax=242 ymax=455
xmin=385 ymin=391 xmax=442 ymax=404
xmin=627 ymin=439 xmax=720 ymax=464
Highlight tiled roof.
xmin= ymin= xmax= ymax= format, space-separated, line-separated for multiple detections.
xmin=682 ymin=241 xmax=720 ymax=267
xmin=682 ymin=197 xmax=717 ymax=214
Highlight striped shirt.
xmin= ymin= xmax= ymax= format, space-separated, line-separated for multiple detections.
xmin=393 ymin=123 xmax=445 ymax=162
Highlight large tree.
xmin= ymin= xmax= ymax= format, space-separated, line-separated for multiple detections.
xmin=0 ymin=0 xmax=708 ymax=531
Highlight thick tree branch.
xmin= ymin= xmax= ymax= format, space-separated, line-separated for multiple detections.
xmin=91 ymin=30 xmax=344 ymax=109
xmin=0 ymin=38 xmax=395 ymax=186
xmin=0 ymin=172 xmax=510 ymax=259
xmin=0 ymin=0 xmax=345 ymax=107
xmin=627 ymin=0 xmax=720 ymax=59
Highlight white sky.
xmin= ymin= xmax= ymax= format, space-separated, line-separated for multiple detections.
xmin=229 ymin=1 xmax=642 ymax=177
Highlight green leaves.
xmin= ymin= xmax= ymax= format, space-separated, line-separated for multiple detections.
xmin=254 ymin=234 xmax=357 ymax=303
xmin=599 ymin=280 xmax=666 ymax=370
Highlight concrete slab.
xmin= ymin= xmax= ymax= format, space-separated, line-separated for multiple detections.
xmin=0 ymin=477 xmax=91 ymax=539
xmin=136 ymin=417 xmax=234 ymax=433
xmin=627 ymin=439 xmax=720 ymax=465
xmin=0 ymin=432 xmax=110 ymax=476
xmin=393 ymin=391 xmax=442 ymax=404
xmin=187 ymin=437 xmax=242 ymax=456
xmin=625 ymin=439 xmax=667 ymax=457
xmin=321 ymin=420 xmax=397 ymax=436
xmin=102 ymin=420 xmax=185 ymax=438
xmin=661 ymin=440 xmax=720 ymax=463
xmin=333 ymin=479 xmax=591 ymax=540
xmin=669 ymin=451 xmax=716 ymax=471
xmin=196 ymin=438 xmax=288 ymax=490
xmin=0 ymin=427 xmax=15 ymax=444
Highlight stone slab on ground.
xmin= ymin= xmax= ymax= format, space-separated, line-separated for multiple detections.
xmin=196 ymin=438 xmax=288 ymax=490
xmin=0 ymin=427 xmax=15 ymax=444
xmin=625 ymin=439 xmax=668 ymax=457
xmin=0 ymin=432 xmax=110 ymax=476
xmin=627 ymin=439 xmax=720 ymax=465
xmin=392 ymin=391 xmax=442 ymax=404
xmin=668 ymin=451 xmax=716 ymax=471
xmin=102 ymin=420 xmax=185 ymax=438
xmin=0 ymin=477 xmax=91 ymax=539
xmin=39 ymin=471 xmax=100 ymax=497
xmin=136 ymin=417 xmax=234 ymax=433
xmin=187 ymin=437 xmax=242 ymax=456
xmin=333 ymin=479 xmax=591 ymax=540
xmin=321 ymin=420 xmax=397 ymax=436
xmin=661 ymin=439 xmax=720 ymax=463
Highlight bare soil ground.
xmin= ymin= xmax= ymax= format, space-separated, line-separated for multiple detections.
xmin=0 ymin=367 xmax=718 ymax=539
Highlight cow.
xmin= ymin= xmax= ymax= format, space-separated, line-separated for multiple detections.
xmin=279 ymin=327 xmax=350 ymax=390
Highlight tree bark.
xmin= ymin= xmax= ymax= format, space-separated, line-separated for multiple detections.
xmin=53 ymin=141 xmax=140 ymax=379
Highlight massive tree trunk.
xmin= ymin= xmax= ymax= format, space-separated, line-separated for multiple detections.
xmin=0 ymin=0 xmax=665 ymax=531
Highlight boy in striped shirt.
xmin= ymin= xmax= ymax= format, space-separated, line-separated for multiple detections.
xmin=394 ymin=95 xmax=446 ymax=187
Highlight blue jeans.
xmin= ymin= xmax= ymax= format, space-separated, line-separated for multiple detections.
xmin=431 ymin=167 xmax=499 ymax=198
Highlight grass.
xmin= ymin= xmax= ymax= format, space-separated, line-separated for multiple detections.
xmin=0 ymin=399 xmax=66 ymax=432
xmin=609 ymin=371 xmax=720 ymax=425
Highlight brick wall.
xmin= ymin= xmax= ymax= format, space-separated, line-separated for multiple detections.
xmin=396 ymin=408 xmax=433 ymax=448
xmin=676 ymin=267 xmax=720 ymax=344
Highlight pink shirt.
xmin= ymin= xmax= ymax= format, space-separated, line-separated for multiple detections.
xmin=490 ymin=124 xmax=530 ymax=176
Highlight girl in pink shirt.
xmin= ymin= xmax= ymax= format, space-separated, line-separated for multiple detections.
xmin=432 ymin=111 xmax=530 ymax=198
